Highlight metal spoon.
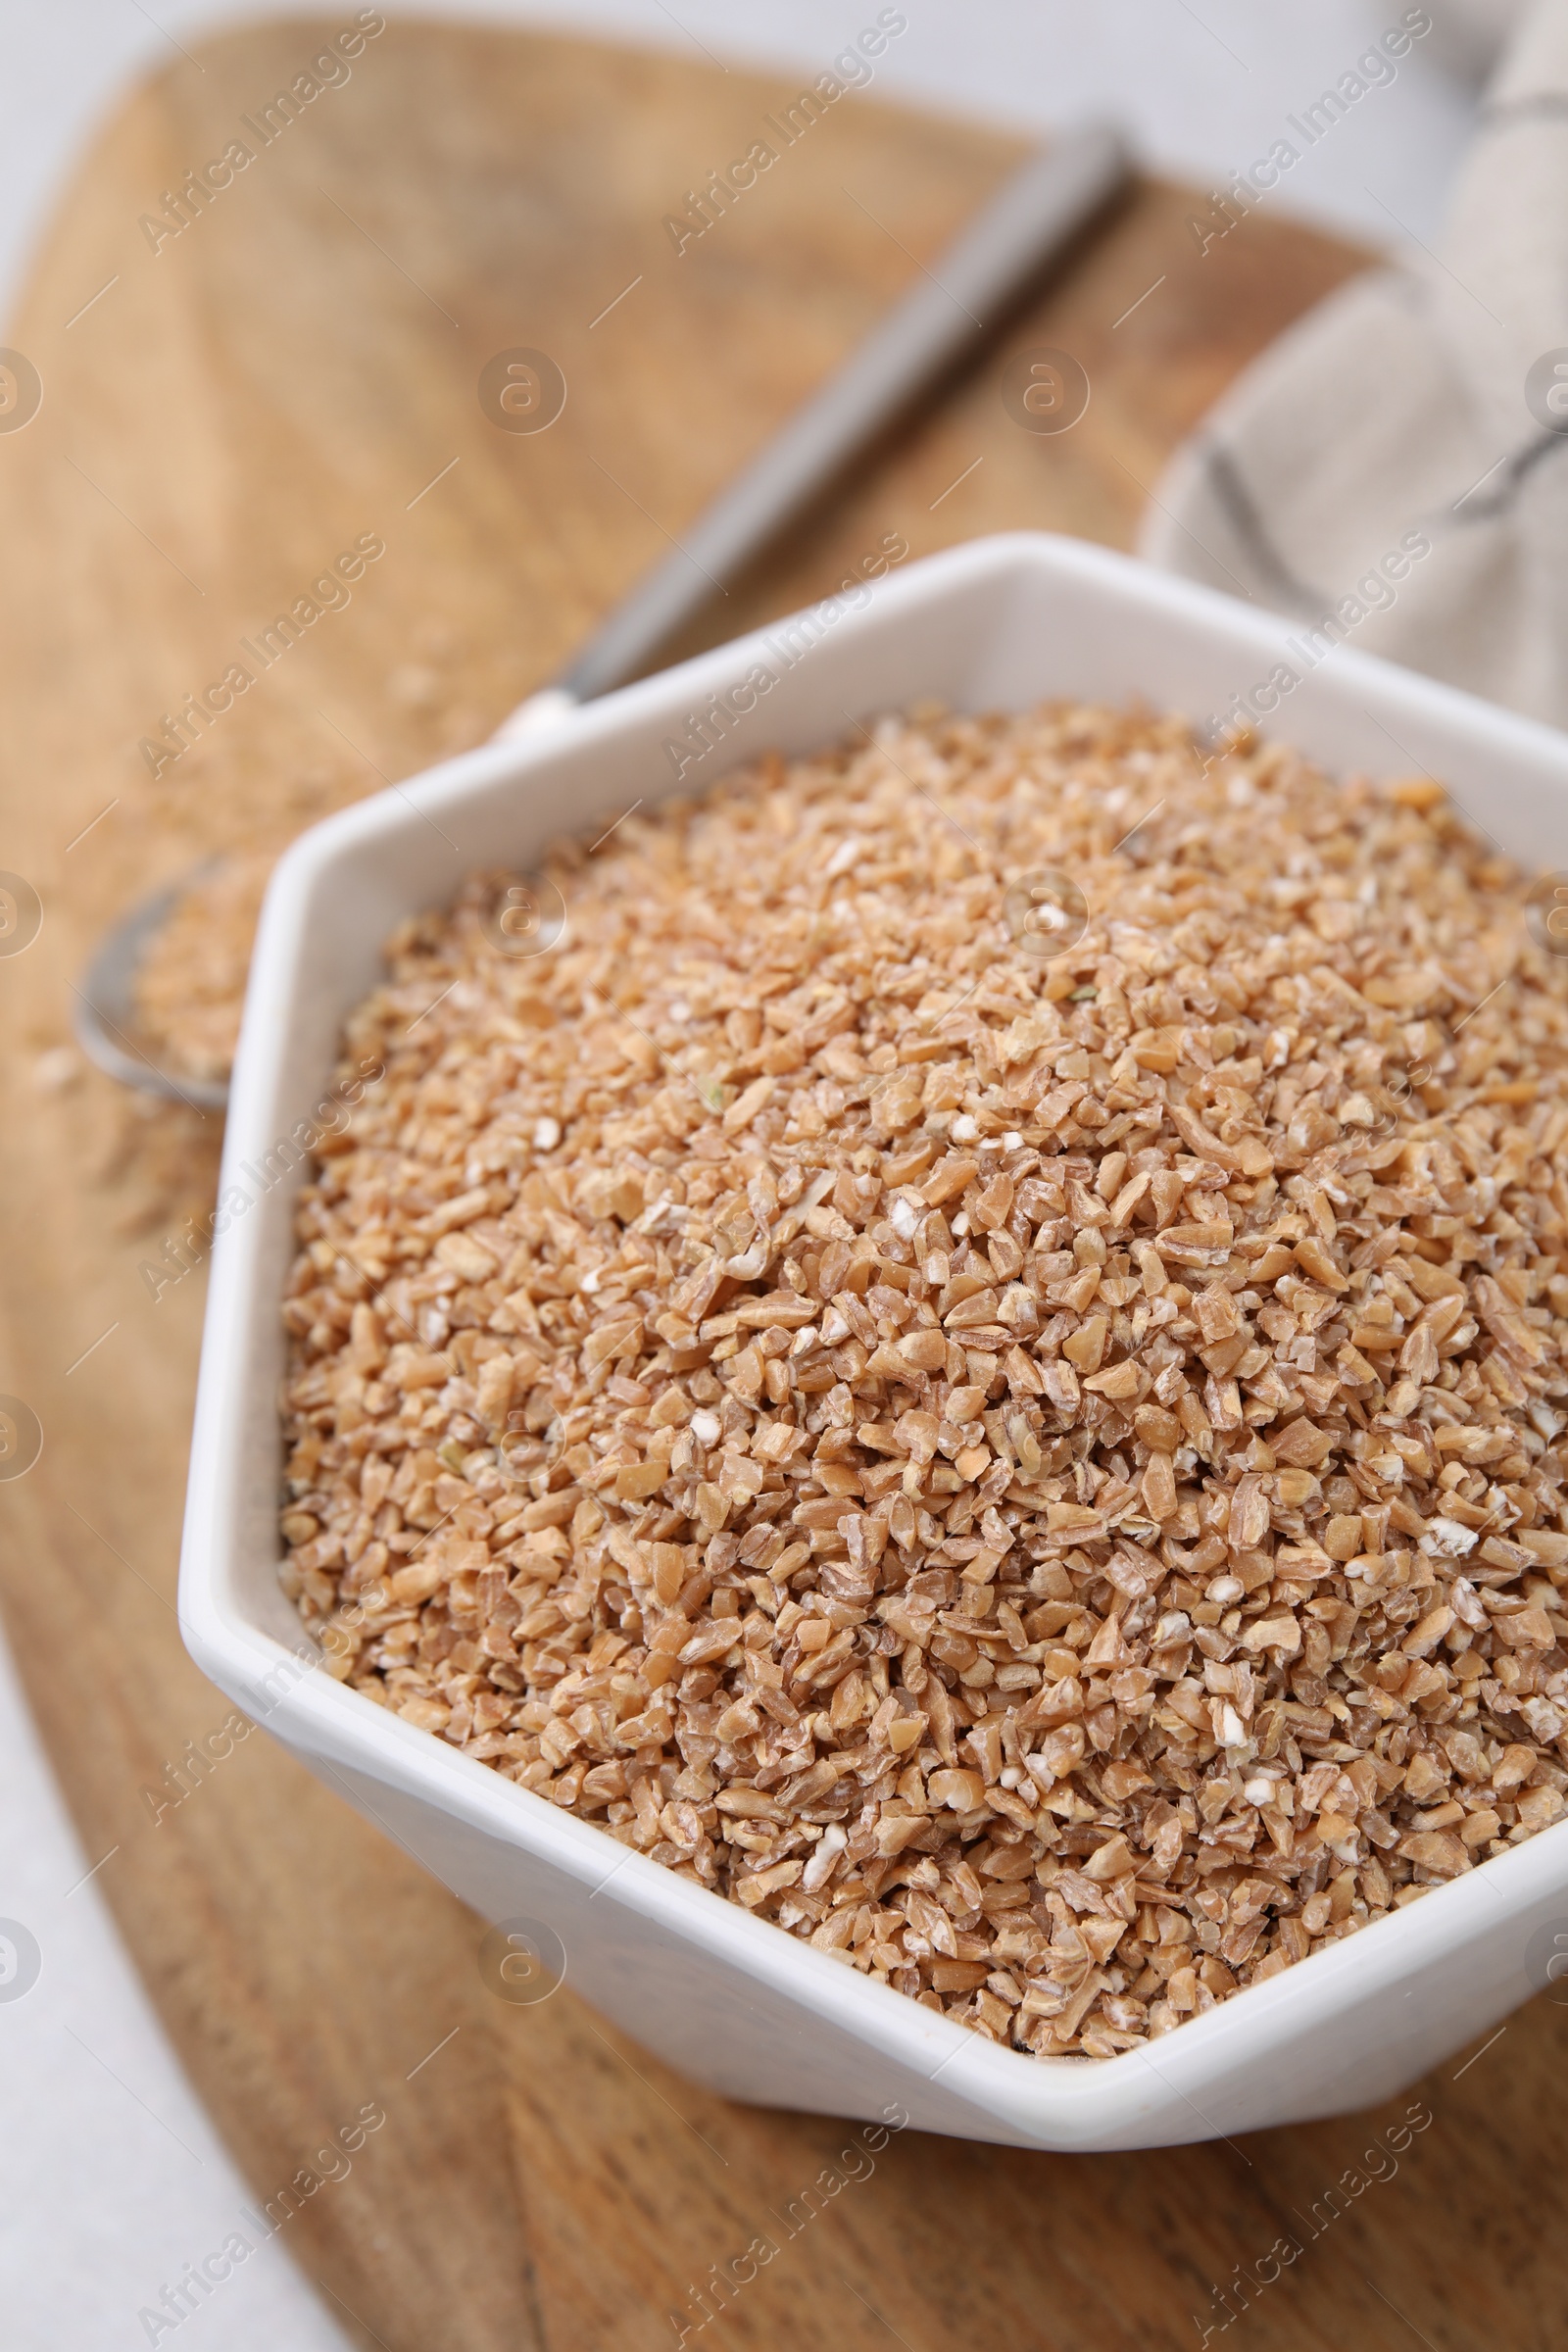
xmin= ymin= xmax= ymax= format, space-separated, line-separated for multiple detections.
xmin=74 ymin=123 xmax=1129 ymax=1105
xmin=72 ymin=866 xmax=230 ymax=1112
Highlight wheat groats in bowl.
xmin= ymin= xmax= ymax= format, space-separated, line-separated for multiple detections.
xmin=274 ymin=695 xmax=1568 ymax=2065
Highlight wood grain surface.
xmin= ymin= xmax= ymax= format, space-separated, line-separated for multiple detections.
xmin=4 ymin=16 xmax=1562 ymax=2351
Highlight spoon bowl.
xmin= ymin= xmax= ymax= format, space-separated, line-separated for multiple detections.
xmin=72 ymin=867 xmax=230 ymax=1112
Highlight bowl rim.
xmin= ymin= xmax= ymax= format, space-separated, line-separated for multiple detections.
xmin=179 ymin=528 xmax=1568 ymax=2133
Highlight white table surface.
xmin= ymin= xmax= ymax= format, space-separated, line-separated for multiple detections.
xmin=0 ymin=5 xmax=1488 ymax=2344
xmin=0 ymin=1630 xmax=353 ymax=2349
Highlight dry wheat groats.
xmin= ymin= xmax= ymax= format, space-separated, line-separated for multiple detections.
xmin=134 ymin=850 xmax=274 ymax=1085
xmin=277 ymin=702 xmax=1568 ymax=2059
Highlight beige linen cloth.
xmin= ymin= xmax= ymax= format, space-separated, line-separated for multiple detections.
xmin=1142 ymin=0 xmax=1568 ymax=725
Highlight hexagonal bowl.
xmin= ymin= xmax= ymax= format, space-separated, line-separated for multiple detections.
xmin=179 ymin=532 xmax=1568 ymax=2147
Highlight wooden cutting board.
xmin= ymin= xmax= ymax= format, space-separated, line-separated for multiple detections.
xmin=4 ymin=17 xmax=1562 ymax=2350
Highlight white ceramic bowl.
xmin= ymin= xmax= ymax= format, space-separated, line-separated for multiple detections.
xmin=180 ymin=532 xmax=1568 ymax=2149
